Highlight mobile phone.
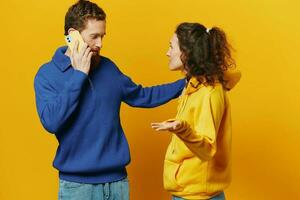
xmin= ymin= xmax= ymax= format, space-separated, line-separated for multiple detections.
xmin=65 ymin=30 xmax=85 ymax=53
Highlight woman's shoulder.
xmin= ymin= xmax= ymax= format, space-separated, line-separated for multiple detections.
xmin=197 ymin=83 xmax=225 ymax=102
xmin=200 ymin=83 xmax=224 ymax=93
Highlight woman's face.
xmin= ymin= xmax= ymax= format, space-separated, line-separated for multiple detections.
xmin=166 ymin=34 xmax=184 ymax=71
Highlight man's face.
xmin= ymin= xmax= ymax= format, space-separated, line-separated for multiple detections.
xmin=80 ymin=19 xmax=106 ymax=56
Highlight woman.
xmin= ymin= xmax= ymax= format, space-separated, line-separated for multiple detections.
xmin=151 ymin=23 xmax=241 ymax=200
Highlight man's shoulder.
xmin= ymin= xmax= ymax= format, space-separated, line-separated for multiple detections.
xmin=34 ymin=60 xmax=60 ymax=85
xmin=99 ymin=56 xmax=123 ymax=74
xmin=100 ymin=56 xmax=116 ymax=66
xmin=36 ymin=47 xmax=63 ymax=75
xmin=36 ymin=61 xmax=55 ymax=76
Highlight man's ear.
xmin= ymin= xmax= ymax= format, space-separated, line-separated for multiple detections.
xmin=67 ymin=28 xmax=77 ymax=35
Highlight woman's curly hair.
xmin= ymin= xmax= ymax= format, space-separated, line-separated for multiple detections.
xmin=175 ymin=23 xmax=236 ymax=87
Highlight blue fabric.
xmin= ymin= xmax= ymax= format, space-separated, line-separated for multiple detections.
xmin=34 ymin=46 xmax=185 ymax=184
xmin=58 ymin=177 xmax=129 ymax=200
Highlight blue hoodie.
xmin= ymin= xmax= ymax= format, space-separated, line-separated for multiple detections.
xmin=34 ymin=46 xmax=185 ymax=183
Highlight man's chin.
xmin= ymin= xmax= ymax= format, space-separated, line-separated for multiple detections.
xmin=92 ymin=51 xmax=100 ymax=56
xmin=91 ymin=52 xmax=101 ymax=67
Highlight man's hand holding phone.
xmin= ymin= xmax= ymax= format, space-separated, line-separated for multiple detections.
xmin=70 ymin=41 xmax=93 ymax=75
xmin=65 ymin=30 xmax=93 ymax=75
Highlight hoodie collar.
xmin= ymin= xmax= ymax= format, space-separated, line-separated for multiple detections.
xmin=185 ymin=77 xmax=204 ymax=95
xmin=52 ymin=46 xmax=72 ymax=72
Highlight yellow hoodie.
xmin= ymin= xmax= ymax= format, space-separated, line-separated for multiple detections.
xmin=163 ymin=71 xmax=240 ymax=199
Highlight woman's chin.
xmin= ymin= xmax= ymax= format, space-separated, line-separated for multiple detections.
xmin=169 ymin=66 xmax=182 ymax=71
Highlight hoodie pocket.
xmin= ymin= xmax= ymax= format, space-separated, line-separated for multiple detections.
xmin=163 ymin=159 xmax=184 ymax=192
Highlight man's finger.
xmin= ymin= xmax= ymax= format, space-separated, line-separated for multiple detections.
xmin=84 ymin=47 xmax=91 ymax=59
xmin=73 ymin=40 xmax=79 ymax=54
xmin=87 ymin=51 xmax=93 ymax=60
xmin=79 ymin=43 xmax=88 ymax=57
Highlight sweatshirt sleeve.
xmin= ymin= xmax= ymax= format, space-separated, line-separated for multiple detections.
xmin=170 ymin=89 xmax=225 ymax=161
xmin=34 ymin=70 xmax=87 ymax=134
xmin=120 ymin=74 xmax=185 ymax=108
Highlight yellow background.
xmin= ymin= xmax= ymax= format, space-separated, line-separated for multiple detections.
xmin=1 ymin=0 xmax=300 ymax=199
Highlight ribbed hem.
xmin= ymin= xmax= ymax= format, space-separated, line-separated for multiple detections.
xmin=59 ymin=168 xmax=127 ymax=184
xmin=171 ymin=191 xmax=225 ymax=200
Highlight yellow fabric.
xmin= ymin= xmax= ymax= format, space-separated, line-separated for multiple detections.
xmin=163 ymin=71 xmax=240 ymax=199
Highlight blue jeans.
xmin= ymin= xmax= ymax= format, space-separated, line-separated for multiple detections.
xmin=58 ymin=177 xmax=129 ymax=200
xmin=172 ymin=191 xmax=225 ymax=200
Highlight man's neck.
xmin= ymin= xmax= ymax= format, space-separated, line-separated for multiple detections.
xmin=91 ymin=55 xmax=101 ymax=70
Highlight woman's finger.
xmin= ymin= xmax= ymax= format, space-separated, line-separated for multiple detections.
xmin=151 ymin=122 xmax=163 ymax=126
xmin=151 ymin=124 xmax=162 ymax=128
xmin=156 ymin=127 xmax=168 ymax=131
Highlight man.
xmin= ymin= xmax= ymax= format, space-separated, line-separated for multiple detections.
xmin=34 ymin=0 xmax=185 ymax=199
